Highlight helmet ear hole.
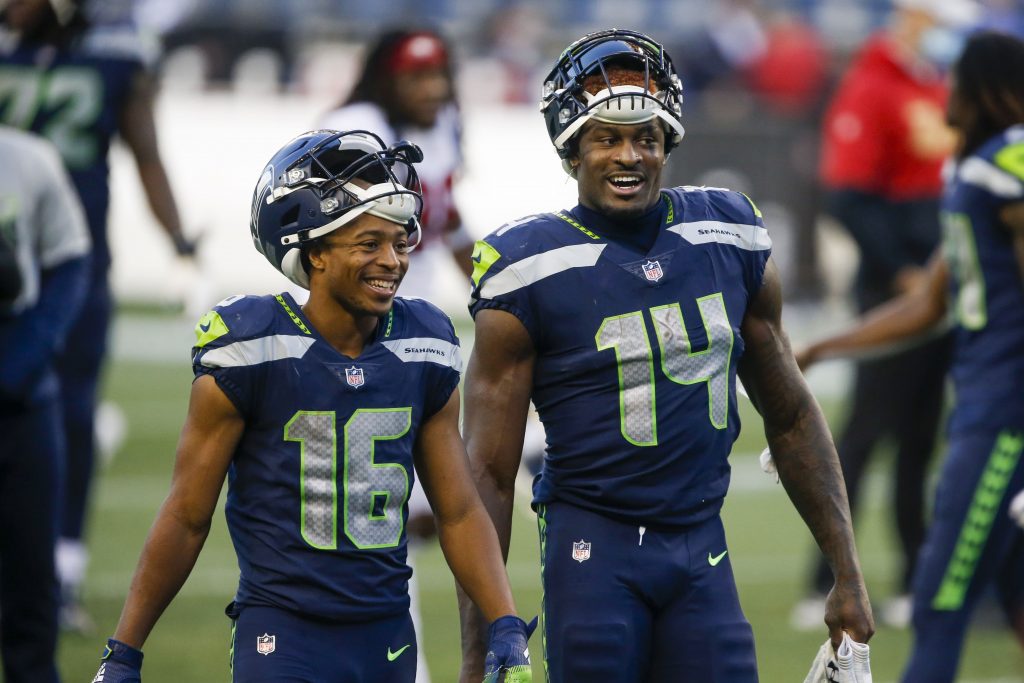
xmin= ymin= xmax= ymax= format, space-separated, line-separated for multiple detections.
xmin=280 ymin=205 xmax=301 ymax=230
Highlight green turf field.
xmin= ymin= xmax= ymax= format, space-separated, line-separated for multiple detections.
xmin=59 ymin=347 xmax=1024 ymax=682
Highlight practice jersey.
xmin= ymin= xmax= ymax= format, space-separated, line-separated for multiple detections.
xmin=192 ymin=293 xmax=461 ymax=621
xmin=0 ymin=127 xmax=89 ymax=314
xmin=320 ymin=102 xmax=462 ymax=250
xmin=0 ymin=25 xmax=147 ymax=270
xmin=470 ymin=188 xmax=771 ymax=526
xmin=941 ymin=125 xmax=1024 ymax=433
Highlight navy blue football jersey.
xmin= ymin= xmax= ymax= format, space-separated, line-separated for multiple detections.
xmin=941 ymin=125 xmax=1024 ymax=433
xmin=0 ymin=25 xmax=147 ymax=270
xmin=470 ymin=188 xmax=771 ymax=526
xmin=191 ymin=293 xmax=461 ymax=621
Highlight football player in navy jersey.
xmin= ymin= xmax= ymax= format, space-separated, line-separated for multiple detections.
xmin=0 ymin=0 xmax=195 ymax=630
xmin=91 ymin=130 xmax=534 ymax=683
xmin=456 ymin=29 xmax=874 ymax=682
xmin=796 ymin=31 xmax=1024 ymax=682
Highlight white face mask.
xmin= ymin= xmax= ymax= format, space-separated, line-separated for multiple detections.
xmin=918 ymin=26 xmax=967 ymax=69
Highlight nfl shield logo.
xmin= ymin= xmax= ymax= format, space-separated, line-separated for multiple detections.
xmin=256 ymin=633 xmax=275 ymax=656
xmin=345 ymin=366 xmax=365 ymax=388
xmin=571 ymin=539 xmax=591 ymax=563
xmin=642 ymin=260 xmax=664 ymax=282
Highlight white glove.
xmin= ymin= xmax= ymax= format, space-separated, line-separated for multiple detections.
xmin=1010 ymin=489 xmax=1024 ymax=529
xmin=803 ymin=632 xmax=872 ymax=683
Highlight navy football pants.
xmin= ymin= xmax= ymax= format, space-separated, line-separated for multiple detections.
xmin=229 ymin=604 xmax=418 ymax=682
xmin=56 ymin=272 xmax=111 ymax=541
xmin=0 ymin=398 xmax=63 ymax=683
xmin=901 ymin=428 xmax=1024 ymax=682
xmin=538 ymin=502 xmax=757 ymax=682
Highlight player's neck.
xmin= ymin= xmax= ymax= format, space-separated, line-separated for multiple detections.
xmin=301 ymin=295 xmax=379 ymax=358
xmin=573 ymin=198 xmax=664 ymax=253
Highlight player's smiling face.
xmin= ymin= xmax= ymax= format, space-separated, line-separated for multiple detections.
xmin=571 ymin=121 xmax=666 ymax=220
xmin=308 ymin=214 xmax=410 ymax=319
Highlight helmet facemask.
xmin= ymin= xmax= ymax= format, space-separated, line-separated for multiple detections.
xmin=540 ymin=30 xmax=685 ymax=175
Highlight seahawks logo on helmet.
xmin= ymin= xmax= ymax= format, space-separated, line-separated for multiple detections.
xmin=249 ymin=130 xmax=424 ymax=288
xmin=539 ymin=29 xmax=685 ymax=174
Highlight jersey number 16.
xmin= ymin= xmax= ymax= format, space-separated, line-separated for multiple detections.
xmin=285 ymin=408 xmax=411 ymax=551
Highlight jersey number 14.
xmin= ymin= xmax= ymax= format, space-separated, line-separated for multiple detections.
xmin=596 ymin=293 xmax=733 ymax=446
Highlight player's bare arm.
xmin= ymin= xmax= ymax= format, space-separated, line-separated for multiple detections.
xmin=1001 ymin=201 xmax=1024 ymax=286
xmin=797 ymin=253 xmax=949 ymax=370
xmin=457 ymin=308 xmax=536 ymax=682
xmin=118 ymin=70 xmax=192 ymax=255
xmin=798 ymin=250 xmax=950 ymax=368
xmin=737 ymin=258 xmax=875 ymax=647
xmin=111 ymin=375 xmax=242 ymax=649
xmin=414 ymin=386 xmax=518 ymax=623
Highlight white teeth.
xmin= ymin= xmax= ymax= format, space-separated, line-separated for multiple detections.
xmin=367 ymin=279 xmax=394 ymax=291
xmin=610 ymin=175 xmax=642 ymax=186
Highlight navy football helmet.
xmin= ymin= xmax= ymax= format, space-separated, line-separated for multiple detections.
xmin=539 ymin=29 xmax=685 ymax=173
xmin=250 ymin=129 xmax=424 ymax=288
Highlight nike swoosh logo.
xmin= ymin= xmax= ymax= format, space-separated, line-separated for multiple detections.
xmin=708 ymin=550 xmax=728 ymax=566
xmin=387 ymin=644 xmax=411 ymax=662
xmin=199 ymin=321 xmax=212 ymax=333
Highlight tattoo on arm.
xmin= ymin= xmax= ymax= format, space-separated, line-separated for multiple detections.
xmin=738 ymin=260 xmax=860 ymax=578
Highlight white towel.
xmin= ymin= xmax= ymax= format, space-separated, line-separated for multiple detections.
xmin=1009 ymin=489 xmax=1024 ymax=529
xmin=803 ymin=632 xmax=872 ymax=683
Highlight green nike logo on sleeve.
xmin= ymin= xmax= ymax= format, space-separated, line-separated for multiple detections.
xmin=708 ymin=550 xmax=728 ymax=566
xmin=387 ymin=644 xmax=412 ymax=662
xmin=194 ymin=310 xmax=229 ymax=347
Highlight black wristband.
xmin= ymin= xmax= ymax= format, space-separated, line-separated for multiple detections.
xmin=103 ymin=637 xmax=144 ymax=668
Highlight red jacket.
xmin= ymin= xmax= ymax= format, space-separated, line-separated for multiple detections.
xmin=820 ymin=35 xmax=952 ymax=200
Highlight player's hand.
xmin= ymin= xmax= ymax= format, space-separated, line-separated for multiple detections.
xmin=171 ymin=230 xmax=200 ymax=258
xmin=91 ymin=638 xmax=143 ymax=683
xmin=483 ymin=615 xmax=537 ymax=683
xmin=824 ymin=576 xmax=874 ymax=650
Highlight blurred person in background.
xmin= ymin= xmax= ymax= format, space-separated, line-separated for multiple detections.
xmin=0 ymin=0 xmax=195 ymax=632
xmin=793 ymin=0 xmax=979 ymax=630
xmin=91 ymin=129 xmax=534 ymax=683
xmin=321 ymin=28 xmax=474 ymax=302
xmin=458 ymin=28 xmax=873 ymax=682
xmin=797 ymin=31 xmax=1024 ymax=681
xmin=319 ymin=28 xmax=474 ymax=682
xmin=0 ymin=125 xmax=90 ymax=683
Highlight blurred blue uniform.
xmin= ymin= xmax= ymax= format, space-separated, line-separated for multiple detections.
xmin=0 ymin=127 xmax=90 ymax=683
xmin=902 ymin=125 xmax=1024 ymax=682
xmin=0 ymin=24 xmax=147 ymax=542
xmin=191 ymin=292 xmax=460 ymax=681
xmin=470 ymin=187 xmax=770 ymax=682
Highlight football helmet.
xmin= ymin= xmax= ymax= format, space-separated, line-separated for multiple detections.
xmin=250 ymin=129 xmax=424 ymax=288
xmin=539 ymin=29 xmax=685 ymax=174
